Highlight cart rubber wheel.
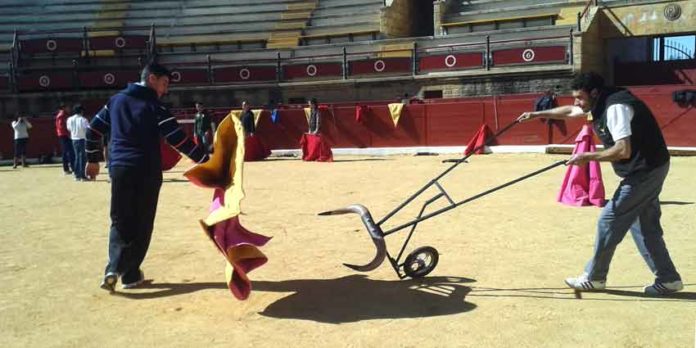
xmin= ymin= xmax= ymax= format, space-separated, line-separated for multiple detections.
xmin=403 ymin=246 xmax=439 ymax=278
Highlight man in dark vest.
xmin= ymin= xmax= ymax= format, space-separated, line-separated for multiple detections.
xmin=518 ymin=72 xmax=682 ymax=295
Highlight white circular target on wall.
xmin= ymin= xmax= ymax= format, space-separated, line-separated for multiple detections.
xmin=239 ymin=68 xmax=251 ymax=80
xmin=171 ymin=71 xmax=182 ymax=82
xmin=114 ymin=37 xmax=126 ymax=48
xmin=39 ymin=75 xmax=51 ymax=87
xmin=374 ymin=60 xmax=386 ymax=72
xmin=522 ymin=49 xmax=535 ymax=62
xmin=306 ymin=64 xmax=317 ymax=77
xmin=445 ymin=54 xmax=457 ymax=67
xmin=103 ymin=73 xmax=116 ymax=85
xmin=46 ymin=40 xmax=57 ymax=52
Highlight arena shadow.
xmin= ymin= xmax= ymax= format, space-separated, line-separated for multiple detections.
xmin=466 ymin=284 xmax=696 ymax=302
xmin=113 ymin=280 xmax=226 ymax=299
xmin=254 ymin=275 xmax=476 ymax=323
xmin=601 ymin=283 xmax=696 ymax=301
xmin=112 ymin=275 xmax=476 ymax=323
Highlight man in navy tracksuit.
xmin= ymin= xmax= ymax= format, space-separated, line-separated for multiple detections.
xmin=85 ymin=63 xmax=208 ymax=292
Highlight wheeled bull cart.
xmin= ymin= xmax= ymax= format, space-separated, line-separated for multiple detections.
xmin=320 ymin=120 xmax=566 ymax=279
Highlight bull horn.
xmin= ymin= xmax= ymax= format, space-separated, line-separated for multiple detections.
xmin=319 ymin=204 xmax=387 ymax=272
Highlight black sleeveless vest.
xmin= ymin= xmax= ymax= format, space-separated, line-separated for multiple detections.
xmin=591 ymin=88 xmax=669 ymax=177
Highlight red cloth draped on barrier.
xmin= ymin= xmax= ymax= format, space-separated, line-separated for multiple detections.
xmin=244 ymin=135 xmax=271 ymax=161
xmin=300 ymin=133 xmax=333 ymax=162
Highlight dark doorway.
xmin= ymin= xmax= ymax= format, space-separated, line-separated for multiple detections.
xmin=423 ymin=90 xmax=443 ymax=99
xmin=412 ymin=1 xmax=434 ymax=37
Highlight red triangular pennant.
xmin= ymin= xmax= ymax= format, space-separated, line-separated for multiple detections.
xmin=464 ymin=124 xmax=494 ymax=156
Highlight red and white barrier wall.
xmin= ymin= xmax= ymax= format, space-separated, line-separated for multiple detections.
xmin=1 ymin=86 xmax=693 ymax=160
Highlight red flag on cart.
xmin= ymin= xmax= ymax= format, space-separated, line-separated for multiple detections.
xmin=464 ymin=124 xmax=494 ymax=156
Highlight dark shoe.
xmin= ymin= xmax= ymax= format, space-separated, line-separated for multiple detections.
xmin=100 ymin=272 xmax=118 ymax=293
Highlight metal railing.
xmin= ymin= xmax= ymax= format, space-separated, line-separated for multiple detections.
xmin=2 ymin=24 xmax=573 ymax=92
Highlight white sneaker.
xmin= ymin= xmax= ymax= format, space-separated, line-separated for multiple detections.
xmin=644 ymin=280 xmax=683 ymax=295
xmin=564 ymin=274 xmax=606 ymax=291
xmin=121 ymin=271 xmax=145 ymax=289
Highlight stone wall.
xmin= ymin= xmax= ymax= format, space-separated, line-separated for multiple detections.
xmin=380 ymin=0 xmax=415 ymax=38
xmin=599 ymin=1 xmax=695 ymax=38
xmin=574 ymin=0 xmax=695 ymax=83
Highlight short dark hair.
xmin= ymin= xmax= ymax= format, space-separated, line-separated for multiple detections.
xmin=59 ymin=101 xmax=66 ymax=108
xmin=72 ymin=104 xmax=84 ymax=114
xmin=571 ymin=72 xmax=604 ymax=93
xmin=309 ymin=97 xmax=318 ymax=106
xmin=140 ymin=62 xmax=172 ymax=82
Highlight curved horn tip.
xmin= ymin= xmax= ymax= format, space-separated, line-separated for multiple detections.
xmin=318 ymin=205 xmax=368 ymax=216
xmin=317 ymin=207 xmax=351 ymax=216
xmin=342 ymin=240 xmax=387 ymax=272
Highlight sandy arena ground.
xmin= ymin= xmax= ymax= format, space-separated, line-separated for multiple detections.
xmin=1 ymin=153 xmax=695 ymax=347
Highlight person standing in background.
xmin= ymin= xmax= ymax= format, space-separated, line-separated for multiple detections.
xmin=67 ymin=104 xmax=89 ymax=181
xmin=307 ymin=98 xmax=321 ymax=135
xmin=193 ymin=101 xmax=215 ymax=154
xmin=11 ymin=114 xmax=32 ymax=169
xmin=55 ymin=102 xmax=74 ymax=175
xmin=240 ymin=101 xmax=255 ymax=137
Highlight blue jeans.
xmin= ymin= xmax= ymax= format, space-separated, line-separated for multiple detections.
xmin=72 ymin=139 xmax=86 ymax=179
xmin=584 ymin=162 xmax=681 ymax=283
xmin=59 ymin=136 xmax=74 ymax=173
xmin=195 ymin=132 xmax=211 ymax=155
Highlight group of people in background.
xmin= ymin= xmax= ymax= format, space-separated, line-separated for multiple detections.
xmin=9 ymin=94 xmax=325 ymax=171
xmin=192 ymin=97 xmax=326 ymax=162
xmin=55 ymin=102 xmax=90 ymax=180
